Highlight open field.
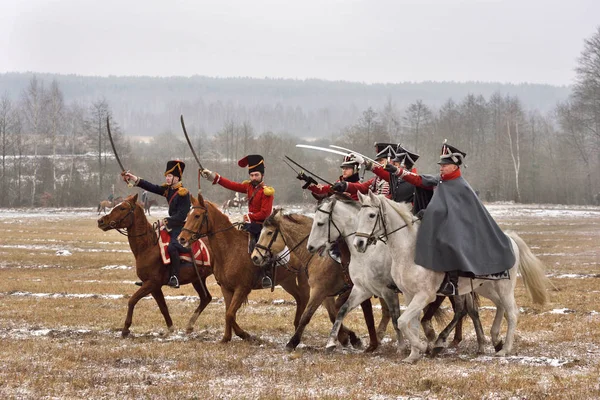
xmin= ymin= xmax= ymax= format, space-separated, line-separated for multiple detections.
xmin=1 ymin=202 xmax=600 ymax=399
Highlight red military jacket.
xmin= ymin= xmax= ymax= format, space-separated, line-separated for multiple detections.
xmin=308 ymin=181 xmax=359 ymax=201
xmin=211 ymin=175 xmax=274 ymax=223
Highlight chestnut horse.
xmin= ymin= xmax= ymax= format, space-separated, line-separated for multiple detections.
xmin=178 ymin=194 xmax=311 ymax=343
xmin=97 ymin=194 xmax=213 ymax=337
xmin=251 ymin=209 xmax=391 ymax=352
xmin=97 ymin=196 xmax=123 ymax=215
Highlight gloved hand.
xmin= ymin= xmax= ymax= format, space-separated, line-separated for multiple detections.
xmin=297 ymin=172 xmax=318 ymax=189
xmin=243 ymin=214 xmax=251 ymax=223
xmin=121 ymin=171 xmax=138 ymax=185
xmin=200 ymin=168 xmax=216 ymax=181
xmin=332 ymin=181 xmax=348 ymax=193
xmin=364 ymin=160 xmax=373 ymax=171
xmin=236 ymin=223 xmax=248 ymax=232
xmin=384 ymin=163 xmax=399 ymax=174
xmin=350 ymin=153 xmax=364 ymax=165
xmin=162 ymin=218 xmax=171 ymax=232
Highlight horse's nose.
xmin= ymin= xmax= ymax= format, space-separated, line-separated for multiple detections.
xmin=179 ymin=237 xmax=187 ymax=246
xmin=307 ymin=245 xmax=315 ymax=253
xmin=251 ymin=255 xmax=260 ymax=264
xmin=354 ymin=238 xmax=366 ymax=253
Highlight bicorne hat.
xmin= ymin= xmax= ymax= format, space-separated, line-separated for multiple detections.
xmin=438 ymin=142 xmax=466 ymax=166
xmin=374 ymin=142 xmax=397 ymax=161
xmin=238 ymin=154 xmax=265 ymax=174
xmin=164 ymin=160 xmax=185 ymax=178
xmin=394 ymin=145 xmax=420 ymax=169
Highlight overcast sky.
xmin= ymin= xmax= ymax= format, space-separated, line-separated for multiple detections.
xmin=1 ymin=0 xmax=597 ymax=85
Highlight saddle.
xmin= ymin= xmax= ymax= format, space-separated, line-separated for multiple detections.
xmin=158 ymin=228 xmax=210 ymax=266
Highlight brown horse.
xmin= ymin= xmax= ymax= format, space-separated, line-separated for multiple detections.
xmin=97 ymin=196 xmax=124 ymax=215
xmin=251 ymin=209 xmax=392 ymax=352
xmin=178 ymin=193 xmax=311 ymax=343
xmin=143 ymin=199 xmax=158 ymax=215
xmin=97 ymin=194 xmax=213 ymax=337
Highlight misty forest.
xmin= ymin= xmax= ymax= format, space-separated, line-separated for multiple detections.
xmin=1 ymin=28 xmax=599 ymax=208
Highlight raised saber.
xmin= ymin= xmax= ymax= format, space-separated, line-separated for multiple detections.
xmin=106 ymin=116 xmax=133 ymax=187
xmin=180 ymin=115 xmax=204 ymax=170
xmin=329 ymin=145 xmax=383 ymax=167
xmin=295 ymin=144 xmax=350 ymax=157
xmin=284 ymin=156 xmax=334 ymax=186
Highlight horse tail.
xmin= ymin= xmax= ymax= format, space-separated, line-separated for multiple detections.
xmin=507 ymin=231 xmax=549 ymax=305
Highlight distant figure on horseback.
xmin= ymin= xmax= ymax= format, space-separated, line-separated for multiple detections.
xmin=384 ymin=142 xmax=516 ymax=296
xmin=201 ymin=154 xmax=275 ymax=288
xmin=122 ymin=160 xmax=190 ymax=289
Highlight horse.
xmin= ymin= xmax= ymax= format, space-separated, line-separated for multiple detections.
xmin=222 ymin=193 xmax=247 ymax=214
xmin=305 ymin=195 xmax=485 ymax=356
xmin=144 ymin=199 xmax=158 ymax=215
xmin=97 ymin=196 xmax=123 ymax=215
xmin=354 ymin=191 xmax=549 ymax=363
xmin=250 ymin=208 xmax=392 ymax=352
xmin=97 ymin=194 xmax=213 ymax=337
xmin=178 ymin=193 xmax=311 ymax=343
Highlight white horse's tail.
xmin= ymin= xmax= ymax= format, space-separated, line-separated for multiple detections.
xmin=507 ymin=231 xmax=549 ymax=305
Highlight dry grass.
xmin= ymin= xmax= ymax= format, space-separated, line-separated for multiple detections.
xmin=1 ymin=205 xmax=600 ymax=399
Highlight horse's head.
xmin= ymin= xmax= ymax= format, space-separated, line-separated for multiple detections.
xmin=306 ymin=197 xmax=339 ymax=255
xmin=251 ymin=208 xmax=286 ymax=266
xmin=97 ymin=194 xmax=138 ymax=231
xmin=354 ymin=191 xmax=384 ymax=253
xmin=179 ymin=193 xmax=210 ymax=247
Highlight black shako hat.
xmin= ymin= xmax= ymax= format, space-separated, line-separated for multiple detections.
xmin=164 ymin=160 xmax=185 ymax=178
xmin=374 ymin=142 xmax=397 ymax=160
xmin=238 ymin=154 xmax=265 ymax=174
xmin=394 ymin=145 xmax=420 ymax=169
xmin=438 ymin=142 xmax=466 ymax=166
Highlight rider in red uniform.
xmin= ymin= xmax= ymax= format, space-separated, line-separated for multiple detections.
xmin=298 ymin=155 xmax=361 ymax=201
xmin=201 ymin=154 xmax=275 ymax=287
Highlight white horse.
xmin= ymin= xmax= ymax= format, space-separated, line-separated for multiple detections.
xmin=306 ymin=196 xmax=406 ymax=352
xmin=354 ymin=191 xmax=549 ymax=363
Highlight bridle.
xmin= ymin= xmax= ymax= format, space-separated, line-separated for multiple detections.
xmin=108 ymin=201 xmax=150 ymax=238
xmin=253 ymin=225 xmax=310 ymax=271
xmin=180 ymin=204 xmax=240 ymax=242
xmin=314 ymin=198 xmax=357 ymax=246
xmin=355 ymin=200 xmax=417 ymax=246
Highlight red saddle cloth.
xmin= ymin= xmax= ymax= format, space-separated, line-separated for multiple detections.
xmin=158 ymin=228 xmax=210 ymax=266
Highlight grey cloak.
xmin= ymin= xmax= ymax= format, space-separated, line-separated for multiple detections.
xmin=415 ymin=174 xmax=515 ymax=276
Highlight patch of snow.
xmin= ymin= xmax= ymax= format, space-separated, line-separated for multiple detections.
xmin=101 ymin=265 xmax=132 ymax=270
xmin=55 ymin=249 xmax=72 ymax=256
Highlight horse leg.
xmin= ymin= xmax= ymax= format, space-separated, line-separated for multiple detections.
xmin=398 ymin=291 xmax=435 ymax=363
xmin=285 ymin=287 xmax=330 ymax=351
xmin=223 ymin=288 xmax=252 ymax=342
xmin=332 ymin=288 xmax=362 ymax=347
xmin=376 ymin=297 xmax=391 ymax=341
xmin=359 ymin=298 xmax=377 ymax=352
xmin=122 ymin=284 xmax=154 ymax=337
xmin=151 ymin=288 xmax=174 ymax=335
xmin=465 ymin=293 xmax=487 ymax=354
xmin=325 ymin=287 xmax=371 ymax=351
xmin=431 ymin=295 xmax=468 ymax=356
xmin=380 ymin=292 xmax=406 ymax=354
xmin=279 ymin=273 xmax=310 ymax=330
xmin=478 ymin=286 xmax=506 ymax=353
xmin=495 ymin=286 xmax=518 ymax=356
xmin=420 ymin=295 xmax=445 ymax=343
xmin=185 ymin=279 xmax=213 ymax=334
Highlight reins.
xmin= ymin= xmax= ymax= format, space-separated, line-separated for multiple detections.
xmin=109 ymin=201 xmax=154 ymax=239
xmin=355 ymin=202 xmax=421 ymax=245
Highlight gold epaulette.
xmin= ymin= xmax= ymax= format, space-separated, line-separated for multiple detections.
xmin=242 ymin=180 xmax=251 ymax=185
xmin=263 ymin=186 xmax=275 ymax=196
xmin=178 ymin=187 xmax=189 ymax=196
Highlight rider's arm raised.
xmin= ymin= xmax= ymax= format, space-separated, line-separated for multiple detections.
xmin=212 ymin=175 xmax=248 ymax=194
xmin=136 ymin=179 xmax=169 ymax=197
xmin=345 ymin=178 xmax=374 ymax=195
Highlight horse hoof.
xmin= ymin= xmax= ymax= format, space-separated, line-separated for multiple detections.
xmin=285 ymin=343 xmax=297 ymax=353
xmin=430 ymin=347 xmax=444 ymax=357
xmin=220 ymin=337 xmax=232 ymax=344
xmin=401 ymin=355 xmax=420 ymax=364
xmin=364 ymin=344 xmax=378 ymax=353
xmin=450 ymin=339 xmax=462 ymax=348
xmin=325 ymin=344 xmax=336 ymax=353
xmin=185 ymin=327 xmax=194 ymax=335
xmin=350 ymin=338 xmax=363 ymax=349
xmin=494 ymin=340 xmax=504 ymax=352
xmin=121 ymin=330 xmax=130 ymax=338
xmin=495 ymin=349 xmax=507 ymax=357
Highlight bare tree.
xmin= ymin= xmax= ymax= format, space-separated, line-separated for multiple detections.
xmin=0 ymin=93 xmax=13 ymax=206
xmin=46 ymin=80 xmax=64 ymax=199
xmin=403 ymin=100 xmax=432 ymax=152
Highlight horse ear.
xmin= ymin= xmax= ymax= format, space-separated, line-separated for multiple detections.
xmin=190 ymin=195 xmax=198 ymax=206
xmin=357 ymin=191 xmax=366 ymax=203
xmin=132 ymin=193 xmax=138 ymax=203
xmin=197 ymin=192 xmax=206 ymax=207
xmin=368 ymin=190 xmax=377 ymax=203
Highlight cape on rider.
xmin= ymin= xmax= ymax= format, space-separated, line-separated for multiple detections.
xmin=383 ymin=142 xmax=515 ymax=296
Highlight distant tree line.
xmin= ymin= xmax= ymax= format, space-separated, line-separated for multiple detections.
xmin=1 ymin=28 xmax=599 ymax=208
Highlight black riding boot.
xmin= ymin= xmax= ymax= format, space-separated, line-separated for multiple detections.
xmin=439 ymin=271 xmax=459 ymax=296
xmin=167 ymin=247 xmax=181 ymax=289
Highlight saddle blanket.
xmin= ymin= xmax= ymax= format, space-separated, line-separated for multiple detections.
xmin=158 ymin=228 xmax=210 ymax=266
xmin=474 ymin=270 xmax=510 ymax=280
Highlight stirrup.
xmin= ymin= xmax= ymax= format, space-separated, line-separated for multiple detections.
xmin=167 ymin=276 xmax=180 ymax=289
xmin=261 ymin=275 xmax=273 ymax=289
xmin=439 ymin=281 xmax=457 ymax=296
xmin=134 ymin=281 xmax=143 ymax=287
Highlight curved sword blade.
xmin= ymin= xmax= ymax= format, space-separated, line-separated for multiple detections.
xmin=107 ymin=116 xmax=133 ymax=187
xmin=295 ymin=144 xmax=349 ymax=157
xmin=180 ymin=115 xmax=204 ymax=170
xmin=329 ymin=145 xmax=383 ymax=167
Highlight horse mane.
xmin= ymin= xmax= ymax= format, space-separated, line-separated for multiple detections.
xmin=380 ymin=196 xmax=416 ymax=232
xmin=264 ymin=208 xmax=312 ymax=227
